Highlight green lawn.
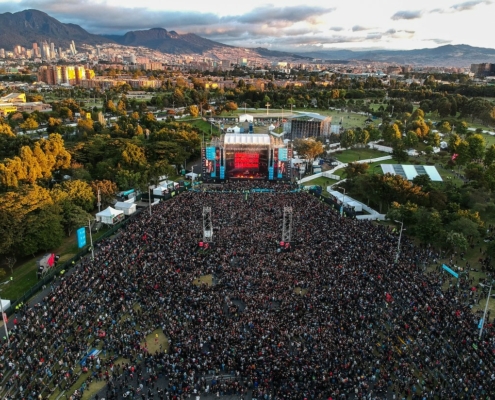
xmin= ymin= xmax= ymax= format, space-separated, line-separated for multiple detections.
xmin=0 ymin=225 xmax=112 ymax=301
xmin=334 ymin=148 xmax=389 ymax=163
xmin=302 ymin=176 xmax=340 ymax=188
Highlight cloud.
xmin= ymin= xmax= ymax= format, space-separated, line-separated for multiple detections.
xmin=430 ymin=0 xmax=491 ymax=14
xmin=352 ymin=25 xmax=373 ymax=32
xmin=451 ymin=0 xmax=491 ymax=11
xmin=237 ymin=5 xmax=335 ymax=24
xmin=329 ymin=26 xmax=344 ymax=32
xmin=426 ymin=38 xmax=453 ymax=44
xmin=391 ymin=10 xmax=423 ymax=20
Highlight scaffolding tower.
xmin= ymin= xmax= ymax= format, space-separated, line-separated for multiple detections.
xmin=203 ymin=206 xmax=213 ymax=243
xmin=281 ymin=206 xmax=293 ymax=244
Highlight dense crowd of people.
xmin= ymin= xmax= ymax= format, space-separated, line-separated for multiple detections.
xmin=1 ymin=181 xmax=495 ymax=400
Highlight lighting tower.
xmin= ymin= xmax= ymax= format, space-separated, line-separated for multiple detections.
xmin=282 ymin=206 xmax=293 ymax=244
xmin=203 ymin=206 xmax=213 ymax=243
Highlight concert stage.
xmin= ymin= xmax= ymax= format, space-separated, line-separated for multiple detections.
xmin=201 ymin=133 xmax=292 ymax=182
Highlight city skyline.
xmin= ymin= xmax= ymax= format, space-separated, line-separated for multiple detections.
xmin=0 ymin=0 xmax=493 ymax=53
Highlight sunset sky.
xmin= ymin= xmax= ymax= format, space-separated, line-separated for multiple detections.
xmin=0 ymin=0 xmax=493 ymax=52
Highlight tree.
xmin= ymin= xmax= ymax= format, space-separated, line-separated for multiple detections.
xmin=448 ymin=133 xmax=462 ymax=154
xmin=340 ymin=129 xmax=356 ymax=148
xmin=466 ymin=134 xmax=486 ymax=161
xmin=19 ymin=204 xmax=64 ymax=256
xmin=356 ymin=129 xmax=370 ymax=146
xmin=105 ymin=99 xmax=117 ymax=113
xmin=77 ymin=118 xmax=95 ymax=136
xmin=448 ymin=217 xmax=480 ymax=241
xmin=484 ymin=144 xmax=495 ymax=167
xmin=344 ymin=162 xmax=369 ymax=180
xmin=19 ymin=117 xmax=38 ymax=132
xmin=91 ymin=180 xmax=118 ymax=207
xmin=224 ymin=101 xmax=238 ymax=113
xmin=382 ymin=123 xmax=401 ymax=144
xmin=412 ymin=174 xmax=432 ymax=189
xmin=404 ymin=131 xmax=418 ymax=148
xmin=60 ymin=200 xmax=90 ymax=236
xmin=293 ymin=138 xmax=324 ymax=168
xmin=58 ymin=180 xmax=95 ymax=211
xmin=187 ymin=105 xmax=200 ymax=118
xmin=0 ymin=119 xmax=15 ymax=137
xmin=392 ymin=142 xmax=409 ymax=163
xmin=424 ymin=146 xmax=434 ymax=162
xmin=445 ymin=231 xmax=468 ymax=255
xmin=425 ymin=131 xmax=440 ymax=147
xmin=413 ymin=208 xmax=443 ymax=245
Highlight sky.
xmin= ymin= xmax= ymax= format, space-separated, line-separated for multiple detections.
xmin=0 ymin=0 xmax=494 ymax=52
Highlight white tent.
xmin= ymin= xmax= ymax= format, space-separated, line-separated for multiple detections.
xmin=185 ymin=172 xmax=199 ymax=179
xmin=238 ymin=113 xmax=253 ymax=123
xmin=96 ymin=206 xmax=124 ymax=225
xmin=114 ymin=201 xmax=137 ymax=216
xmin=226 ymin=126 xmax=241 ymax=133
xmin=1 ymin=298 xmax=11 ymax=311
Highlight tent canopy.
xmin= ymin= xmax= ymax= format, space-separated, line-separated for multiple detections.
xmin=96 ymin=206 xmax=124 ymax=225
xmin=185 ymin=172 xmax=199 ymax=178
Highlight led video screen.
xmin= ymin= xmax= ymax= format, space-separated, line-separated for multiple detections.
xmin=234 ymin=153 xmax=259 ymax=169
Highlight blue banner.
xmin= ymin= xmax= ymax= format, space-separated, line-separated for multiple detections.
xmin=442 ymin=264 xmax=459 ymax=278
xmin=220 ymin=166 xmax=225 ymax=179
xmin=206 ymin=147 xmax=216 ymax=160
xmin=77 ymin=227 xmax=86 ymax=248
xmin=268 ymin=166 xmax=274 ymax=180
xmin=478 ymin=318 xmax=484 ymax=329
xmin=278 ymin=148 xmax=288 ymax=161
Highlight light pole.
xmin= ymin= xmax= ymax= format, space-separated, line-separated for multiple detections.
xmin=88 ymin=218 xmax=94 ymax=260
xmin=394 ymin=220 xmax=404 ymax=262
xmin=191 ymin=165 xmax=195 ymax=186
xmin=479 ymin=281 xmax=493 ymax=339
xmin=148 ymin=185 xmax=154 ymax=216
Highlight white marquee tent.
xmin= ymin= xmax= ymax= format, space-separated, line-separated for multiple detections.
xmin=114 ymin=201 xmax=137 ymax=216
xmin=96 ymin=206 xmax=124 ymax=225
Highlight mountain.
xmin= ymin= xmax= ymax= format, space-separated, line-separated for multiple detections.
xmin=0 ymin=9 xmax=111 ymax=49
xmin=301 ymin=45 xmax=495 ymax=67
xmin=103 ymin=28 xmax=228 ymax=54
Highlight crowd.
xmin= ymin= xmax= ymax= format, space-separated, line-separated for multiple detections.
xmin=1 ymin=181 xmax=495 ymax=400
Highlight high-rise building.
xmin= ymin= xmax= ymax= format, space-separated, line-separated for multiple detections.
xmin=0 ymin=49 xmax=5 ymax=58
xmin=50 ymin=42 xmax=55 ymax=59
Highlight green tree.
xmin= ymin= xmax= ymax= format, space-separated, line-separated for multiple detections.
xmin=344 ymin=162 xmax=369 ymax=179
xmin=60 ymin=200 xmax=90 ymax=236
xmin=340 ymin=129 xmax=356 ymax=148
xmin=484 ymin=144 xmax=495 ymax=167
xmin=404 ymin=131 xmax=418 ymax=148
xmin=392 ymin=143 xmax=409 ymax=163
xmin=466 ymin=134 xmax=486 ymax=161
xmin=413 ymin=208 xmax=443 ymax=245
xmin=382 ymin=123 xmax=401 ymax=144
xmin=445 ymin=231 xmax=468 ymax=255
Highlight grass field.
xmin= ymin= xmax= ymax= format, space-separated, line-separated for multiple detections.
xmin=1 ymin=225 xmax=111 ymax=301
xmin=333 ymin=148 xmax=389 ymax=163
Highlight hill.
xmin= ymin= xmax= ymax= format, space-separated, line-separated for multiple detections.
xmin=103 ymin=28 xmax=229 ymax=54
xmin=0 ymin=9 xmax=111 ymax=48
xmin=301 ymin=44 xmax=495 ymax=67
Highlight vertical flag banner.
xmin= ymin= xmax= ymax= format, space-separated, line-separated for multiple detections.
xmin=77 ymin=227 xmax=87 ymax=248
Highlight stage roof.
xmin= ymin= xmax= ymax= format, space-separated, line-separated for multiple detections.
xmin=380 ymin=164 xmax=443 ymax=182
xmin=224 ymin=133 xmax=271 ymax=145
